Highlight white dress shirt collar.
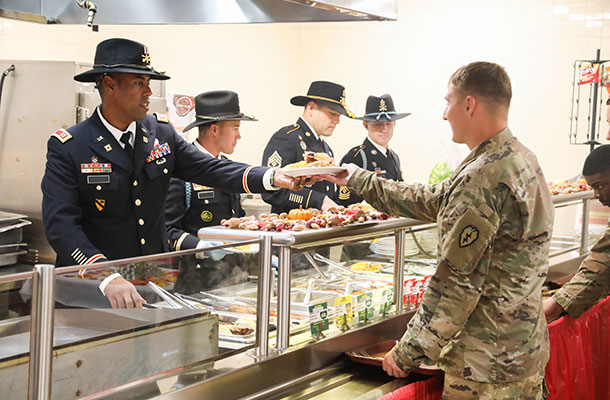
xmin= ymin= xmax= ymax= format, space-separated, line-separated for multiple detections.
xmin=193 ymin=139 xmax=221 ymax=159
xmin=97 ymin=107 xmax=136 ymax=148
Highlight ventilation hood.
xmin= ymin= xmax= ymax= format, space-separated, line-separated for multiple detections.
xmin=0 ymin=0 xmax=397 ymax=25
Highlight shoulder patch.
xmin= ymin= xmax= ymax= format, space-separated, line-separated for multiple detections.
xmin=286 ymin=124 xmax=300 ymax=134
xmin=51 ymin=129 xmax=72 ymax=143
xmin=155 ymin=113 xmax=169 ymax=123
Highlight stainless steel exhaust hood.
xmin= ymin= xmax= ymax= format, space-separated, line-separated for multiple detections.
xmin=0 ymin=0 xmax=397 ymax=25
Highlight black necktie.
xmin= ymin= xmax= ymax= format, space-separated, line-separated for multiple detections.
xmin=387 ymin=150 xmax=400 ymax=175
xmin=120 ymin=132 xmax=133 ymax=159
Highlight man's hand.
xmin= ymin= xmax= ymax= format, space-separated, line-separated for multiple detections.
xmin=105 ymin=276 xmax=144 ymax=309
xmin=382 ymin=351 xmax=409 ymax=378
xmin=321 ymin=196 xmax=339 ymax=212
xmin=543 ymin=297 xmax=565 ymax=323
xmin=273 ymin=171 xmax=316 ymax=191
xmin=319 ymin=163 xmax=360 ymax=186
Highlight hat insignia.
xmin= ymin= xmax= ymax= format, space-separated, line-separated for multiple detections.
xmin=340 ymin=89 xmax=355 ymax=119
xmin=142 ymin=47 xmax=151 ymax=64
xmin=379 ymin=99 xmax=388 ymax=112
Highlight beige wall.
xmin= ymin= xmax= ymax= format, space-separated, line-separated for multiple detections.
xmin=1 ymin=0 xmax=610 ymax=185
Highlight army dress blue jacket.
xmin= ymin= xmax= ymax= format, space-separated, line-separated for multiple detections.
xmin=340 ymin=137 xmax=403 ymax=204
xmin=165 ymin=151 xmax=245 ymax=251
xmin=41 ymin=110 xmax=267 ymax=267
xmin=261 ymin=117 xmax=349 ymax=213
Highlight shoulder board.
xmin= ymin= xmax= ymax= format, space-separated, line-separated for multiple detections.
xmin=352 ymin=145 xmax=364 ymax=156
xmin=155 ymin=113 xmax=169 ymax=123
xmin=286 ymin=124 xmax=300 ymax=134
xmin=51 ymin=129 xmax=72 ymax=144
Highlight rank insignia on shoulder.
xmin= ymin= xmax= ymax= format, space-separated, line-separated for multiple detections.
xmin=286 ymin=124 xmax=300 ymax=134
xmin=339 ymin=186 xmax=351 ymax=200
xmin=200 ymin=210 xmax=213 ymax=223
xmin=459 ymin=225 xmax=479 ymax=247
xmin=267 ymin=151 xmax=282 ymax=168
xmin=155 ymin=113 xmax=169 ymax=123
xmin=51 ymin=129 xmax=72 ymax=143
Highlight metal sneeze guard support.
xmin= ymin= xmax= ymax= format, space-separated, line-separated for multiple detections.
xmin=255 ymin=235 xmax=273 ymax=357
xmin=28 ymin=264 xmax=55 ymax=400
xmin=394 ymin=229 xmax=406 ymax=314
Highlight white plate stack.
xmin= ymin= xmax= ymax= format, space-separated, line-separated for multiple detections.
xmin=369 ymin=229 xmax=437 ymax=258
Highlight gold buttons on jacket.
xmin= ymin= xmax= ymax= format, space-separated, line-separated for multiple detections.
xmin=139 ymin=219 xmax=144 ymax=226
xmin=163 ymin=168 xmax=168 ymax=174
xmin=96 ymin=185 xmax=102 ymax=191
xmin=135 ymin=199 xmax=142 ymax=206
xmin=140 ymin=238 xmax=146 ymax=245
xmin=133 ymin=180 xmax=138 ymax=186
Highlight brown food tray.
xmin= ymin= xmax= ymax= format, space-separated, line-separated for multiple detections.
xmin=345 ymin=339 xmax=442 ymax=375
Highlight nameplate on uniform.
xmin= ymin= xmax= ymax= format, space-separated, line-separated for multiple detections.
xmin=197 ymin=190 xmax=215 ymax=200
xmin=146 ymin=143 xmax=172 ymax=163
xmin=87 ymin=175 xmax=110 ymax=184
xmin=81 ymin=163 xmax=112 ymax=173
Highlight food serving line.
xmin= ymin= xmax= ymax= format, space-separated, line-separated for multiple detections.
xmin=0 ymin=191 xmax=596 ymax=399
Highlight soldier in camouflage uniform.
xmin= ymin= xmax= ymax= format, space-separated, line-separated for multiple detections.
xmin=544 ymin=141 xmax=610 ymax=321
xmin=323 ymin=62 xmax=554 ymax=399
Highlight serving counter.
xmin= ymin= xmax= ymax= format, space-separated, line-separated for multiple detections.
xmin=0 ymin=190 xmax=598 ymax=399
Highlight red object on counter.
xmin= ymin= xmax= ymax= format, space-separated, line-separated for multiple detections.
xmin=545 ymin=295 xmax=610 ymax=400
xmin=379 ymin=375 xmax=443 ymax=400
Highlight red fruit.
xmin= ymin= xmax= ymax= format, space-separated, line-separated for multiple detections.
xmin=346 ymin=207 xmax=361 ymax=215
xmin=275 ymin=222 xmax=285 ymax=231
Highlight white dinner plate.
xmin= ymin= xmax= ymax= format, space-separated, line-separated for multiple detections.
xmin=224 ymin=243 xmax=260 ymax=254
xmin=282 ymin=166 xmax=346 ymax=177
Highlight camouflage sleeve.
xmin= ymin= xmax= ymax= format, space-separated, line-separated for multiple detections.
xmin=389 ymin=182 xmax=501 ymax=373
xmin=347 ymin=168 xmax=449 ymax=222
xmin=553 ymin=223 xmax=610 ymax=318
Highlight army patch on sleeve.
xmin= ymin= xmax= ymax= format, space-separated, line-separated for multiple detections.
xmin=51 ymin=129 xmax=72 ymax=143
xmin=338 ymin=186 xmax=351 ymax=200
xmin=267 ymin=151 xmax=283 ymax=168
xmin=459 ymin=225 xmax=479 ymax=247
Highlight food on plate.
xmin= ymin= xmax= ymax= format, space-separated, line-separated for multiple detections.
xmin=220 ymin=203 xmax=390 ymax=232
xmin=350 ymin=262 xmax=382 ymax=272
xmin=283 ymin=151 xmax=336 ymax=170
xmin=231 ymin=318 xmax=256 ymax=335
xmin=548 ymin=179 xmax=591 ymax=195
xmin=229 ymin=304 xmax=257 ymax=314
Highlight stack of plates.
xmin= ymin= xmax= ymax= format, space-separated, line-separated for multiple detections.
xmin=369 ymin=230 xmax=437 ymax=258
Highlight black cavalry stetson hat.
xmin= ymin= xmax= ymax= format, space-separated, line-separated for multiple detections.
xmin=183 ymin=90 xmax=257 ymax=132
xmin=290 ymin=80 xmax=355 ymax=118
xmin=74 ymin=38 xmax=169 ymax=82
xmin=356 ymin=94 xmax=410 ymax=121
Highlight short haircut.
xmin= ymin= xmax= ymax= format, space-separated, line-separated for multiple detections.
xmin=449 ymin=62 xmax=512 ymax=109
xmin=583 ymin=144 xmax=610 ymax=175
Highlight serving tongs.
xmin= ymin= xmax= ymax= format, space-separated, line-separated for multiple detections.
xmin=312 ymin=253 xmax=356 ymax=276
xmin=303 ymin=252 xmax=330 ymax=280
xmin=147 ymin=281 xmax=196 ymax=309
xmin=199 ymin=292 xmax=252 ymax=308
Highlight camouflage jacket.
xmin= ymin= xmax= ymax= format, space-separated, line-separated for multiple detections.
xmin=348 ymin=128 xmax=554 ymax=382
xmin=553 ymin=223 xmax=610 ymax=318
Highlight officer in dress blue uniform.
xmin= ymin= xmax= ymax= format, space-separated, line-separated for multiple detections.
xmin=261 ymin=81 xmax=355 ymax=214
xmin=41 ymin=38 xmax=303 ymax=308
xmin=340 ymin=94 xmax=410 ymax=204
xmin=165 ymin=90 xmax=257 ymax=293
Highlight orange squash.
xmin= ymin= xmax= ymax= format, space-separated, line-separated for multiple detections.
xmin=288 ymin=206 xmax=313 ymax=221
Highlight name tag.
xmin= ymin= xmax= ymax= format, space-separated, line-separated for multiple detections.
xmin=197 ymin=190 xmax=215 ymax=200
xmin=87 ymin=175 xmax=110 ymax=184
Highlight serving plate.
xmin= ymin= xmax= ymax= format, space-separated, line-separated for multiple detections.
xmin=282 ymin=166 xmax=346 ymax=177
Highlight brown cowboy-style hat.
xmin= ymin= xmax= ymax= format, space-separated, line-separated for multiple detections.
xmin=290 ymin=80 xmax=355 ymax=118
xmin=355 ymin=94 xmax=410 ymax=121
xmin=74 ymin=38 xmax=169 ymax=83
xmin=183 ymin=90 xmax=257 ymax=132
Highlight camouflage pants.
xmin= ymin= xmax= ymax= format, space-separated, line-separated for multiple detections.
xmin=442 ymin=371 xmax=545 ymax=400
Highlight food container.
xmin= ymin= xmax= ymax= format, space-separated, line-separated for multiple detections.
xmin=345 ymin=340 xmax=442 ymax=375
xmin=0 ymin=218 xmax=30 ymax=246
